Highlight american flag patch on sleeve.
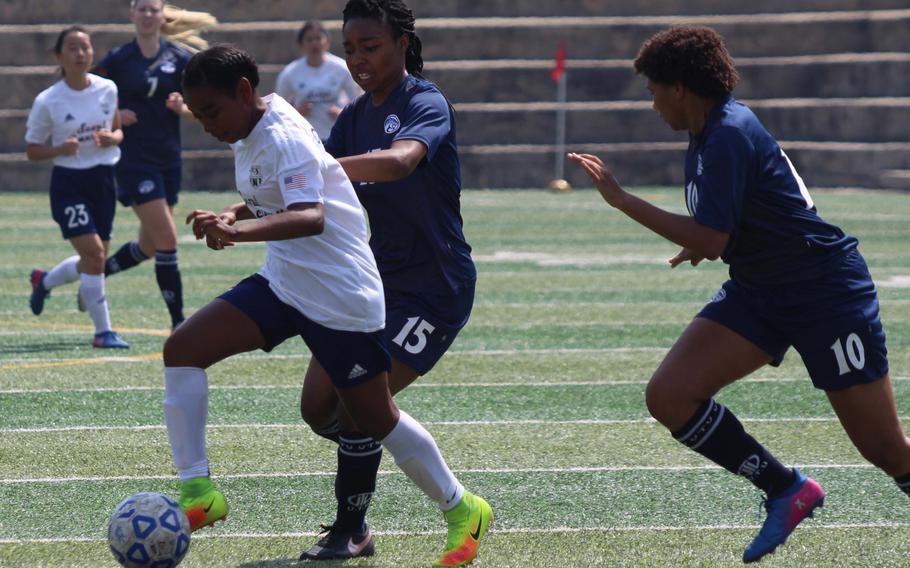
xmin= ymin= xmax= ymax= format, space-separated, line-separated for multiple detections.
xmin=283 ymin=173 xmax=307 ymax=191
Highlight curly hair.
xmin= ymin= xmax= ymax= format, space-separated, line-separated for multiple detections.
xmin=343 ymin=0 xmax=424 ymax=78
xmin=633 ymin=26 xmax=739 ymax=99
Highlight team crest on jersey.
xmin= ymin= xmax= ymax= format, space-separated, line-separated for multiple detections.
xmin=384 ymin=114 xmax=401 ymax=134
xmin=249 ymin=165 xmax=263 ymax=187
xmin=101 ymin=102 xmax=111 ymax=115
xmin=160 ymin=62 xmax=176 ymax=74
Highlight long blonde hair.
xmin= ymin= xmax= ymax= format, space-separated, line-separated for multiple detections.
xmin=131 ymin=1 xmax=217 ymax=53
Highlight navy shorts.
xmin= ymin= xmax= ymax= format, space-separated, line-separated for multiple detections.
xmin=698 ymin=252 xmax=888 ymax=391
xmin=385 ymin=281 xmax=475 ymax=374
xmin=49 ymin=165 xmax=116 ymax=241
xmin=218 ymin=274 xmax=391 ymax=387
xmin=115 ymin=165 xmax=181 ymax=207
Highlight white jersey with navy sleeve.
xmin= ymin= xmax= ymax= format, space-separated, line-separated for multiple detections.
xmin=275 ymin=53 xmax=361 ymax=140
xmin=25 ymin=74 xmax=120 ymax=169
xmin=230 ymin=94 xmax=384 ymax=332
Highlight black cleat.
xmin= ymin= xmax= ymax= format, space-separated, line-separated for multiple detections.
xmin=300 ymin=524 xmax=375 ymax=561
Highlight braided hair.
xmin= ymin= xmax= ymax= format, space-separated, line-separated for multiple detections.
xmin=343 ymin=0 xmax=424 ymax=78
xmin=182 ymin=44 xmax=259 ymax=96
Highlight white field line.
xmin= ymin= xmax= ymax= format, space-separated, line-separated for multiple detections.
xmin=7 ymin=416 xmax=910 ymax=435
xmin=0 ymin=463 xmax=879 ymax=485
xmin=3 ymin=523 xmax=910 ymax=545
xmin=0 ymin=347 xmax=672 ymax=366
xmin=2 ymin=376 xmax=909 ymax=394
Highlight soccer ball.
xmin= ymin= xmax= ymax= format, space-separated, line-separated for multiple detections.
xmin=107 ymin=492 xmax=191 ymax=568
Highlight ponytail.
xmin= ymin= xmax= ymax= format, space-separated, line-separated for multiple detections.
xmin=161 ymin=4 xmax=217 ymax=53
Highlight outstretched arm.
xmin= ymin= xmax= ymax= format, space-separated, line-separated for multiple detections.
xmin=569 ymin=152 xmax=729 ymax=261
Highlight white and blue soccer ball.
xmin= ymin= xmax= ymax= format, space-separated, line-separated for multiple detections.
xmin=107 ymin=492 xmax=191 ymax=568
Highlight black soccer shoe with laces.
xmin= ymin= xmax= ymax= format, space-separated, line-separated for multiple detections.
xmin=299 ymin=524 xmax=375 ymax=560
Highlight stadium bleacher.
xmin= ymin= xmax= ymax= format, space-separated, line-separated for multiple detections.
xmin=1 ymin=0 xmax=908 ymax=191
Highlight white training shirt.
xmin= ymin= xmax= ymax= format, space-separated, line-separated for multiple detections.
xmin=25 ymin=73 xmax=121 ymax=169
xmin=230 ymin=94 xmax=384 ymax=332
xmin=275 ymin=53 xmax=361 ymax=140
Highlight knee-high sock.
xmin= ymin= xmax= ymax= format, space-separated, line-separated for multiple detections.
xmin=673 ymin=399 xmax=795 ymax=496
xmin=105 ymin=240 xmax=148 ymax=275
xmin=380 ymin=410 xmax=464 ymax=511
xmin=164 ymin=367 xmax=209 ymax=481
xmin=155 ymin=250 xmax=184 ymax=326
xmin=334 ymin=432 xmax=383 ymax=532
xmin=43 ymin=255 xmax=80 ymax=289
xmin=79 ymin=273 xmax=111 ymax=334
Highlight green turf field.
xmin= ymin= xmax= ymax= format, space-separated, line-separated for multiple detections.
xmin=1 ymin=188 xmax=909 ymax=567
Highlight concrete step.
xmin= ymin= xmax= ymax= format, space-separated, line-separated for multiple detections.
xmin=4 ymin=141 xmax=909 ymax=191
xmin=5 ymin=53 xmax=910 ymax=109
xmin=5 ymin=98 xmax=910 ymax=152
xmin=3 ymin=0 xmax=908 ymax=24
xmin=4 ymin=11 xmax=909 ymax=66
xmin=880 ymin=170 xmax=910 ymax=190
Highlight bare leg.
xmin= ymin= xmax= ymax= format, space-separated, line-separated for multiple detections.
xmin=827 ymin=374 xmax=910 ymax=476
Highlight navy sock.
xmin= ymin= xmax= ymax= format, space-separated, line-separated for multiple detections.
xmin=895 ymin=472 xmax=910 ymax=497
xmin=334 ymin=432 xmax=382 ymax=532
xmin=105 ymin=240 xmax=148 ymax=275
xmin=673 ymin=399 xmax=795 ymax=497
xmin=155 ymin=250 xmax=184 ymax=327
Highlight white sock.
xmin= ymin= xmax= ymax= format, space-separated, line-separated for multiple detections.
xmin=381 ymin=410 xmax=464 ymax=511
xmin=164 ymin=367 xmax=210 ymax=481
xmin=79 ymin=273 xmax=111 ymax=334
xmin=43 ymin=255 xmax=80 ymax=289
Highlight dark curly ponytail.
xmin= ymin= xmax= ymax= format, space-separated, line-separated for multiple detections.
xmin=343 ymin=0 xmax=424 ymax=78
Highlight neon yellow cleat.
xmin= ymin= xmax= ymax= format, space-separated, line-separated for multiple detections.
xmin=178 ymin=477 xmax=228 ymax=532
xmin=433 ymin=492 xmax=493 ymax=567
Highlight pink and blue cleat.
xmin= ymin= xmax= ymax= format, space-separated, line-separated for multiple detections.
xmin=743 ymin=469 xmax=824 ymax=563
xmin=29 ymin=269 xmax=50 ymax=316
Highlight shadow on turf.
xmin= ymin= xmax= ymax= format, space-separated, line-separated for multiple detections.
xmin=0 ymin=339 xmax=87 ymax=355
xmin=237 ymin=560 xmax=379 ymax=568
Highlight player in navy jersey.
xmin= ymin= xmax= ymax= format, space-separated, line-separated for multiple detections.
xmin=296 ymin=1 xmax=488 ymax=565
xmin=93 ymin=0 xmax=215 ymax=331
xmin=25 ymin=26 xmax=128 ymax=349
xmin=570 ymin=26 xmax=910 ymax=563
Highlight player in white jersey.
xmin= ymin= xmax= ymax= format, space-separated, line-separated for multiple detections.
xmin=275 ymin=20 xmax=362 ymax=141
xmin=164 ymin=46 xmax=491 ymax=566
xmin=25 ymin=25 xmax=129 ymax=349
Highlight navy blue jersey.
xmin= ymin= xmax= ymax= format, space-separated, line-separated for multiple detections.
xmin=685 ymin=95 xmax=857 ymax=289
xmin=96 ymin=39 xmax=190 ymax=169
xmin=326 ymin=75 xmax=475 ymax=294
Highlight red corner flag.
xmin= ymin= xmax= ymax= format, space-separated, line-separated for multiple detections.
xmin=551 ymin=42 xmax=567 ymax=82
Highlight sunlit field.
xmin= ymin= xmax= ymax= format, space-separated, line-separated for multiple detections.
xmin=2 ymin=188 xmax=910 ymax=567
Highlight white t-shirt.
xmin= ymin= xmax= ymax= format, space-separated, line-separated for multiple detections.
xmin=25 ymin=73 xmax=120 ymax=169
xmin=230 ymin=94 xmax=384 ymax=332
xmin=275 ymin=53 xmax=361 ymax=140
